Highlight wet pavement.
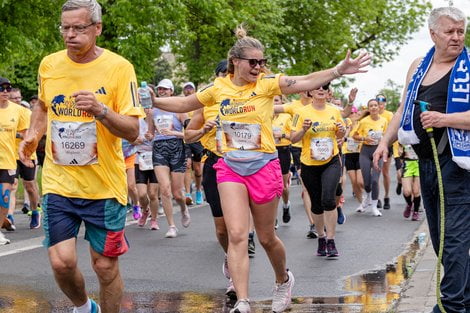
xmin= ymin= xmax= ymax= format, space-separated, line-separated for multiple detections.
xmin=0 ymin=237 xmax=424 ymax=312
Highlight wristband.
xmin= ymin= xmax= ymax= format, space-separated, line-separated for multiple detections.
xmin=95 ymin=103 xmax=108 ymax=121
xmin=332 ymin=66 xmax=342 ymax=78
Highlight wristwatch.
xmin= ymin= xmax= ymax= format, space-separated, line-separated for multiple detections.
xmin=95 ymin=103 xmax=108 ymax=121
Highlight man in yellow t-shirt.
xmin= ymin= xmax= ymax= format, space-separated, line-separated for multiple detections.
xmin=19 ymin=1 xmax=142 ymax=312
xmin=376 ymin=94 xmax=394 ymax=210
xmin=0 ymin=77 xmax=28 ymax=245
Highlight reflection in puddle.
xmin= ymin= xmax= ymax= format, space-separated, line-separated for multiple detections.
xmin=0 ymin=241 xmax=423 ymax=312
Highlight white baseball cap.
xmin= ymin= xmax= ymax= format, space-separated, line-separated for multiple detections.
xmin=183 ymin=82 xmax=195 ymax=90
xmin=157 ymin=79 xmax=174 ymax=91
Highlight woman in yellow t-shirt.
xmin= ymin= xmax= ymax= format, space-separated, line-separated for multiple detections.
xmin=290 ymin=83 xmax=346 ymax=258
xmin=151 ymin=25 xmax=370 ymax=313
xmin=353 ymin=99 xmax=388 ymax=217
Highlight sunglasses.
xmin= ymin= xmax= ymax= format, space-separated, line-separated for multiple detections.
xmin=376 ymin=97 xmax=386 ymax=102
xmin=317 ymin=85 xmax=330 ymax=91
xmin=238 ymin=57 xmax=267 ymax=68
xmin=0 ymin=84 xmax=12 ymax=92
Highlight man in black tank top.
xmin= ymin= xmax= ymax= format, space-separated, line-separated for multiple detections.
xmin=374 ymin=7 xmax=470 ymax=313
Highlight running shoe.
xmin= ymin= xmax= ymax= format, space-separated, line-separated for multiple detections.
xmin=383 ymin=197 xmax=391 ymax=210
xmin=337 ymin=207 xmax=346 ymax=225
xmin=396 ymin=183 xmax=402 ymax=195
xmin=223 ymin=254 xmax=230 ymax=279
xmin=158 ymin=207 xmax=164 ymax=215
xmin=411 ymin=211 xmax=420 ymax=221
xmin=73 ymin=298 xmax=101 ymax=313
xmin=181 ymin=210 xmax=191 ymax=228
xmin=225 ymin=279 xmax=237 ymax=301
xmin=272 ymin=270 xmax=295 ymax=313
xmin=30 ymin=211 xmax=41 ymax=229
xmin=306 ymin=224 xmax=318 ymax=239
xmin=282 ymin=201 xmax=291 ymax=223
xmin=248 ymin=237 xmax=255 ymax=257
xmin=195 ymin=190 xmax=203 ymax=205
xmin=165 ymin=226 xmax=178 ymax=238
xmin=403 ymin=204 xmax=412 ymax=218
xmin=317 ymin=237 xmax=327 ymax=256
xmin=150 ymin=219 xmax=159 ymax=230
xmin=230 ymin=299 xmax=250 ymax=313
xmin=0 ymin=231 xmax=10 ymax=245
xmin=274 ymin=219 xmax=279 ymax=230
xmin=22 ymin=203 xmax=30 ymax=214
xmin=132 ymin=205 xmax=142 ymax=220
xmin=138 ymin=209 xmax=150 ymax=227
xmin=377 ymin=199 xmax=382 ymax=209
xmin=326 ymin=239 xmax=339 ymax=258
xmin=371 ymin=205 xmax=382 ymax=217
xmin=2 ymin=215 xmax=15 ymax=231
xmin=185 ymin=193 xmax=194 ymax=205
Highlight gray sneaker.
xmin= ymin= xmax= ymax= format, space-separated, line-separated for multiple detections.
xmin=165 ymin=226 xmax=178 ymax=238
xmin=230 ymin=299 xmax=250 ymax=313
xmin=272 ymin=270 xmax=295 ymax=312
xmin=181 ymin=210 xmax=191 ymax=228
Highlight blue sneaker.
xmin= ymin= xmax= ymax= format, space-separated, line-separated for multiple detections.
xmin=90 ymin=299 xmax=101 ymax=313
xmin=337 ymin=207 xmax=346 ymax=225
xmin=195 ymin=190 xmax=203 ymax=205
xmin=30 ymin=211 xmax=41 ymax=229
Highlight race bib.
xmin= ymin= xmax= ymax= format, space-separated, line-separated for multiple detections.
xmin=403 ymin=145 xmax=418 ymax=160
xmin=368 ymin=130 xmax=383 ymax=145
xmin=273 ymin=126 xmax=282 ymax=144
xmin=154 ymin=114 xmax=174 ymax=134
xmin=346 ymin=137 xmax=360 ymax=153
xmin=222 ymin=121 xmax=261 ymax=150
xmin=138 ymin=151 xmax=154 ymax=171
xmin=310 ymin=137 xmax=333 ymax=161
xmin=51 ymin=120 xmax=97 ymax=166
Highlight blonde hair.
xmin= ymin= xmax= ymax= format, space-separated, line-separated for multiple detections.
xmin=227 ymin=25 xmax=264 ymax=74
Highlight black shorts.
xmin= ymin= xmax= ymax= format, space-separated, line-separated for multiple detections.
xmin=202 ymin=152 xmax=223 ymax=217
xmin=135 ymin=164 xmax=158 ymax=184
xmin=276 ymin=146 xmax=291 ymax=175
xmin=15 ymin=160 xmax=36 ymax=181
xmin=37 ymin=152 xmax=45 ymax=167
xmin=152 ymin=139 xmax=187 ymax=173
xmin=345 ymin=153 xmax=360 ymax=171
xmin=0 ymin=169 xmax=16 ymax=184
xmin=185 ymin=142 xmax=204 ymax=162
xmin=290 ymin=146 xmax=302 ymax=170
xmin=394 ymin=157 xmax=403 ymax=171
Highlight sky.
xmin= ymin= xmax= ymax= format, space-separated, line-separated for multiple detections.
xmin=346 ymin=0 xmax=470 ymax=106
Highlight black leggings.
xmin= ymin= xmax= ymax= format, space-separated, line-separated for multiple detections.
xmin=359 ymin=145 xmax=382 ymax=200
xmin=301 ymin=156 xmax=341 ymax=215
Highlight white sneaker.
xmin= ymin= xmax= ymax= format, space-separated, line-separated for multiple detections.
xmin=230 ymin=299 xmax=250 ymax=313
xmin=272 ymin=270 xmax=295 ymax=312
xmin=0 ymin=231 xmax=10 ymax=245
xmin=371 ymin=206 xmax=382 ymax=217
xmin=355 ymin=204 xmax=366 ymax=213
xmin=165 ymin=226 xmax=178 ymax=238
xmin=181 ymin=210 xmax=191 ymax=228
xmin=222 ymin=254 xmax=230 ymax=279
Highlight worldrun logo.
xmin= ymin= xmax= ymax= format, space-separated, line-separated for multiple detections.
xmin=50 ymin=94 xmax=93 ymax=118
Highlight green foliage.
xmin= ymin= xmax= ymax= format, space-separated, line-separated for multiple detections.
xmin=2 ymin=0 xmax=432 ymax=96
xmin=378 ymin=79 xmax=403 ymax=112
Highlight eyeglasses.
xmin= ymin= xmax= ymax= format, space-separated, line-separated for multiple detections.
xmin=237 ymin=57 xmax=267 ymax=68
xmin=376 ymin=97 xmax=386 ymax=102
xmin=0 ymin=85 xmax=12 ymax=92
xmin=59 ymin=22 xmax=95 ymax=34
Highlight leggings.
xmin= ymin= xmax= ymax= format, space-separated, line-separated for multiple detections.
xmin=359 ymin=145 xmax=382 ymax=200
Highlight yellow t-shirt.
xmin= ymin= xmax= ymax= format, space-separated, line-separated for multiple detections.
xmin=15 ymin=106 xmax=37 ymax=160
xmin=196 ymin=73 xmax=282 ymax=154
xmin=284 ymin=99 xmax=309 ymax=148
xmin=0 ymin=101 xmax=28 ymax=170
xmin=381 ymin=110 xmax=394 ymax=124
xmin=292 ymin=104 xmax=344 ymax=166
xmin=355 ymin=115 xmax=388 ymax=146
xmin=272 ymin=113 xmax=292 ymax=147
xmin=38 ymin=49 xmax=143 ymax=205
xmin=343 ymin=122 xmax=362 ymax=154
xmin=200 ymin=103 xmax=222 ymax=156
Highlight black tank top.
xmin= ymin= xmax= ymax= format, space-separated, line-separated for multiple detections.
xmin=412 ymin=69 xmax=451 ymax=159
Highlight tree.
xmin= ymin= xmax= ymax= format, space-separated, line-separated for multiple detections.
xmin=378 ymin=79 xmax=403 ymax=112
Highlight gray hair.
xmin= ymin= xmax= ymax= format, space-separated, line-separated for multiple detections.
xmin=62 ymin=0 xmax=102 ymax=23
xmin=227 ymin=25 xmax=264 ymax=74
xmin=428 ymin=7 xmax=467 ymax=31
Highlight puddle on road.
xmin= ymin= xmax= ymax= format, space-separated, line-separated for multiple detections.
xmin=0 ymin=240 xmax=423 ymax=312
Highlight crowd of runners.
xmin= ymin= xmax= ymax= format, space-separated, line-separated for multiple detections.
xmin=0 ymin=1 xmax=467 ymax=313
